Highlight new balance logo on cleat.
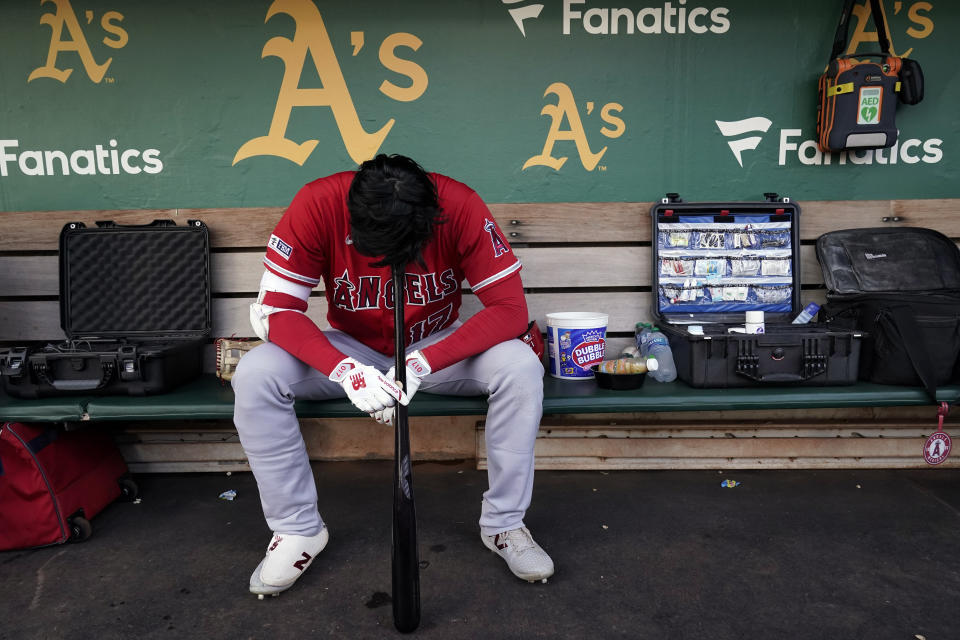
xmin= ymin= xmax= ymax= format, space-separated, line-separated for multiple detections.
xmin=250 ymin=528 xmax=330 ymax=599
xmin=483 ymin=527 xmax=555 ymax=583
xmin=293 ymin=552 xmax=312 ymax=571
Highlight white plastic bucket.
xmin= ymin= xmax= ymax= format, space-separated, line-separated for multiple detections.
xmin=545 ymin=312 xmax=609 ymax=379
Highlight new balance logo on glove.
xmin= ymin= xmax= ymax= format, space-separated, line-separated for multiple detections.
xmin=350 ymin=372 xmax=367 ymax=391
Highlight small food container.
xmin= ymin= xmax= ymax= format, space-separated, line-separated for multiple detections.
xmin=590 ymin=358 xmax=648 ymax=390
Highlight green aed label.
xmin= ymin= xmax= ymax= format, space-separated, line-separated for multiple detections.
xmin=858 ymin=86 xmax=882 ymax=125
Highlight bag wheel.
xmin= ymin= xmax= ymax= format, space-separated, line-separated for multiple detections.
xmin=118 ymin=476 xmax=139 ymax=502
xmin=68 ymin=516 xmax=93 ymax=542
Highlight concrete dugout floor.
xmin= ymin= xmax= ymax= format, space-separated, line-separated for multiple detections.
xmin=1 ymin=461 xmax=959 ymax=639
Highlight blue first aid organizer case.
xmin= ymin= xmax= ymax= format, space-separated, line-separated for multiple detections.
xmin=0 ymin=220 xmax=211 ymax=398
xmin=650 ymin=193 xmax=862 ymax=388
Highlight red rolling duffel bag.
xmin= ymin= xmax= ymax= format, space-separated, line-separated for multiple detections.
xmin=0 ymin=422 xmax=137 ymax=550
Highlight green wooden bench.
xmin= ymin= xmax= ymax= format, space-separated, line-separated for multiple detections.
xmin=3 ymin=199 xmax=960 ymax=469
xmin=2 ymin=374 xmax=957 ymax=424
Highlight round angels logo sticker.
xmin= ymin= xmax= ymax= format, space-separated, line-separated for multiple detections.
xmin=923 ymin=431 xmax=952 ymax=466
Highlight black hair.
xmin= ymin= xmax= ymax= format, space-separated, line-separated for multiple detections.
xmin=347 ymin=154 xmax=444 ymax=269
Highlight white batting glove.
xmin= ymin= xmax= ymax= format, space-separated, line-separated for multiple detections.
xmin=372 ymin=406 xmax=395 ymax=427
xmin=386 ymin=350 xmax=431 ymax=405
xmin=328 ymin=357 xmax=406 ymax=414
xmin=376 ymin=350 xmax=431 ymax=425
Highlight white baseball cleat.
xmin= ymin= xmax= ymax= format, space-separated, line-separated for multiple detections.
xmin=482 ymin=526 xmax=555 ymax=583
xmin=249 ymin=527 xmax=329 ymax=598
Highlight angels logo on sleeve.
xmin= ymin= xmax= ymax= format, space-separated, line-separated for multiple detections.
xmin=484 ymin=218 xmax=509 ymax=258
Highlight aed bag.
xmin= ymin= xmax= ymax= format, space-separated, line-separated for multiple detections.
xmin=816 ymin=0 xmax=922 ymax=153
xmin=818 ymin=53 xmax=901 ymax=152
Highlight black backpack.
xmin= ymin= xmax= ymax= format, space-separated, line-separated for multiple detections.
xmin=816 ymin=227 xmax=960 ymax=402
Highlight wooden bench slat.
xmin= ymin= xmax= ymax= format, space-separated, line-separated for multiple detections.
xmin=0 ymin=210 xmax=181 ymax=252
xmin=0 ymin=256 xmax=58 ymax=296
xmin=496 ymin=457 xmax=953 ymax=471
xmin=0 ymin=245 xmax=834 ymax=297
xmin=487 ymin=202 xmax=647 ymax=243
xmin=0 ymin=294 xmax=674 ymax=340
xmin=2 ymin=199 xmax=957 ymax=251
xmin=0 ymin=288 xmax=832 ymax=341
xmin=526 ymin=434 xmax=926 ymax=458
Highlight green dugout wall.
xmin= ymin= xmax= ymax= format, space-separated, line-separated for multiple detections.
xmin=0 ymin=0 xmax=956 ymax=211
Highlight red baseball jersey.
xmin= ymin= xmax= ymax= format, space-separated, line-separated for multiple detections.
xmin=263 ymin=171 xmax=523 ymax=366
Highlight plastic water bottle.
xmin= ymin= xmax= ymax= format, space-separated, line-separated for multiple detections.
xmin=635 ymin=323 xmax=677 ymax=382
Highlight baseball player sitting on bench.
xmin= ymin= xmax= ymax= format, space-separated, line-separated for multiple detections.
xmin=232 ymin=154 xmax=554 ymax=597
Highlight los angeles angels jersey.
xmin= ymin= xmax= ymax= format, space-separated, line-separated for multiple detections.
xmin=263 ymin=171 xmax=522 ymax=359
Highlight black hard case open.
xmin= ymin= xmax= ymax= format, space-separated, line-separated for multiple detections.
xmin=651 ymin=193 xmax=862 ymax=388
xmin=1 ymin=220 xmax=211 ymax=398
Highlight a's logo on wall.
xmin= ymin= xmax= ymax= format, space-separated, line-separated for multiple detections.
xmin=234 ymin=0 xmax=428 ymax=167
xmin=523 ymin=82 xmax=625 ymax=172
xmin=502 ymin=0 xmax=544 ymax=37
xmin=845 ymin=0 xmax=933 ymax=58
xmin=715 ymin=116 xmax=772 ymax=168
xmin=29 ymin=0 xmax=128 ymax=84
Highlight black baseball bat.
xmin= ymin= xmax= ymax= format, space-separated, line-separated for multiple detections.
xmin=391 ymin=266 xmax=420 ymax=633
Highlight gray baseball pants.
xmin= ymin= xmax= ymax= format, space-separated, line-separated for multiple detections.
xmin=231 ymin=324 xmax=545 ymax=538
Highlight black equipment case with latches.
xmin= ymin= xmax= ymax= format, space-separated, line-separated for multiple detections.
xmin=0 ymin=220 xmax=211 ymax=398
xmin=651 ymin=193 xmax=862 ymax=388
